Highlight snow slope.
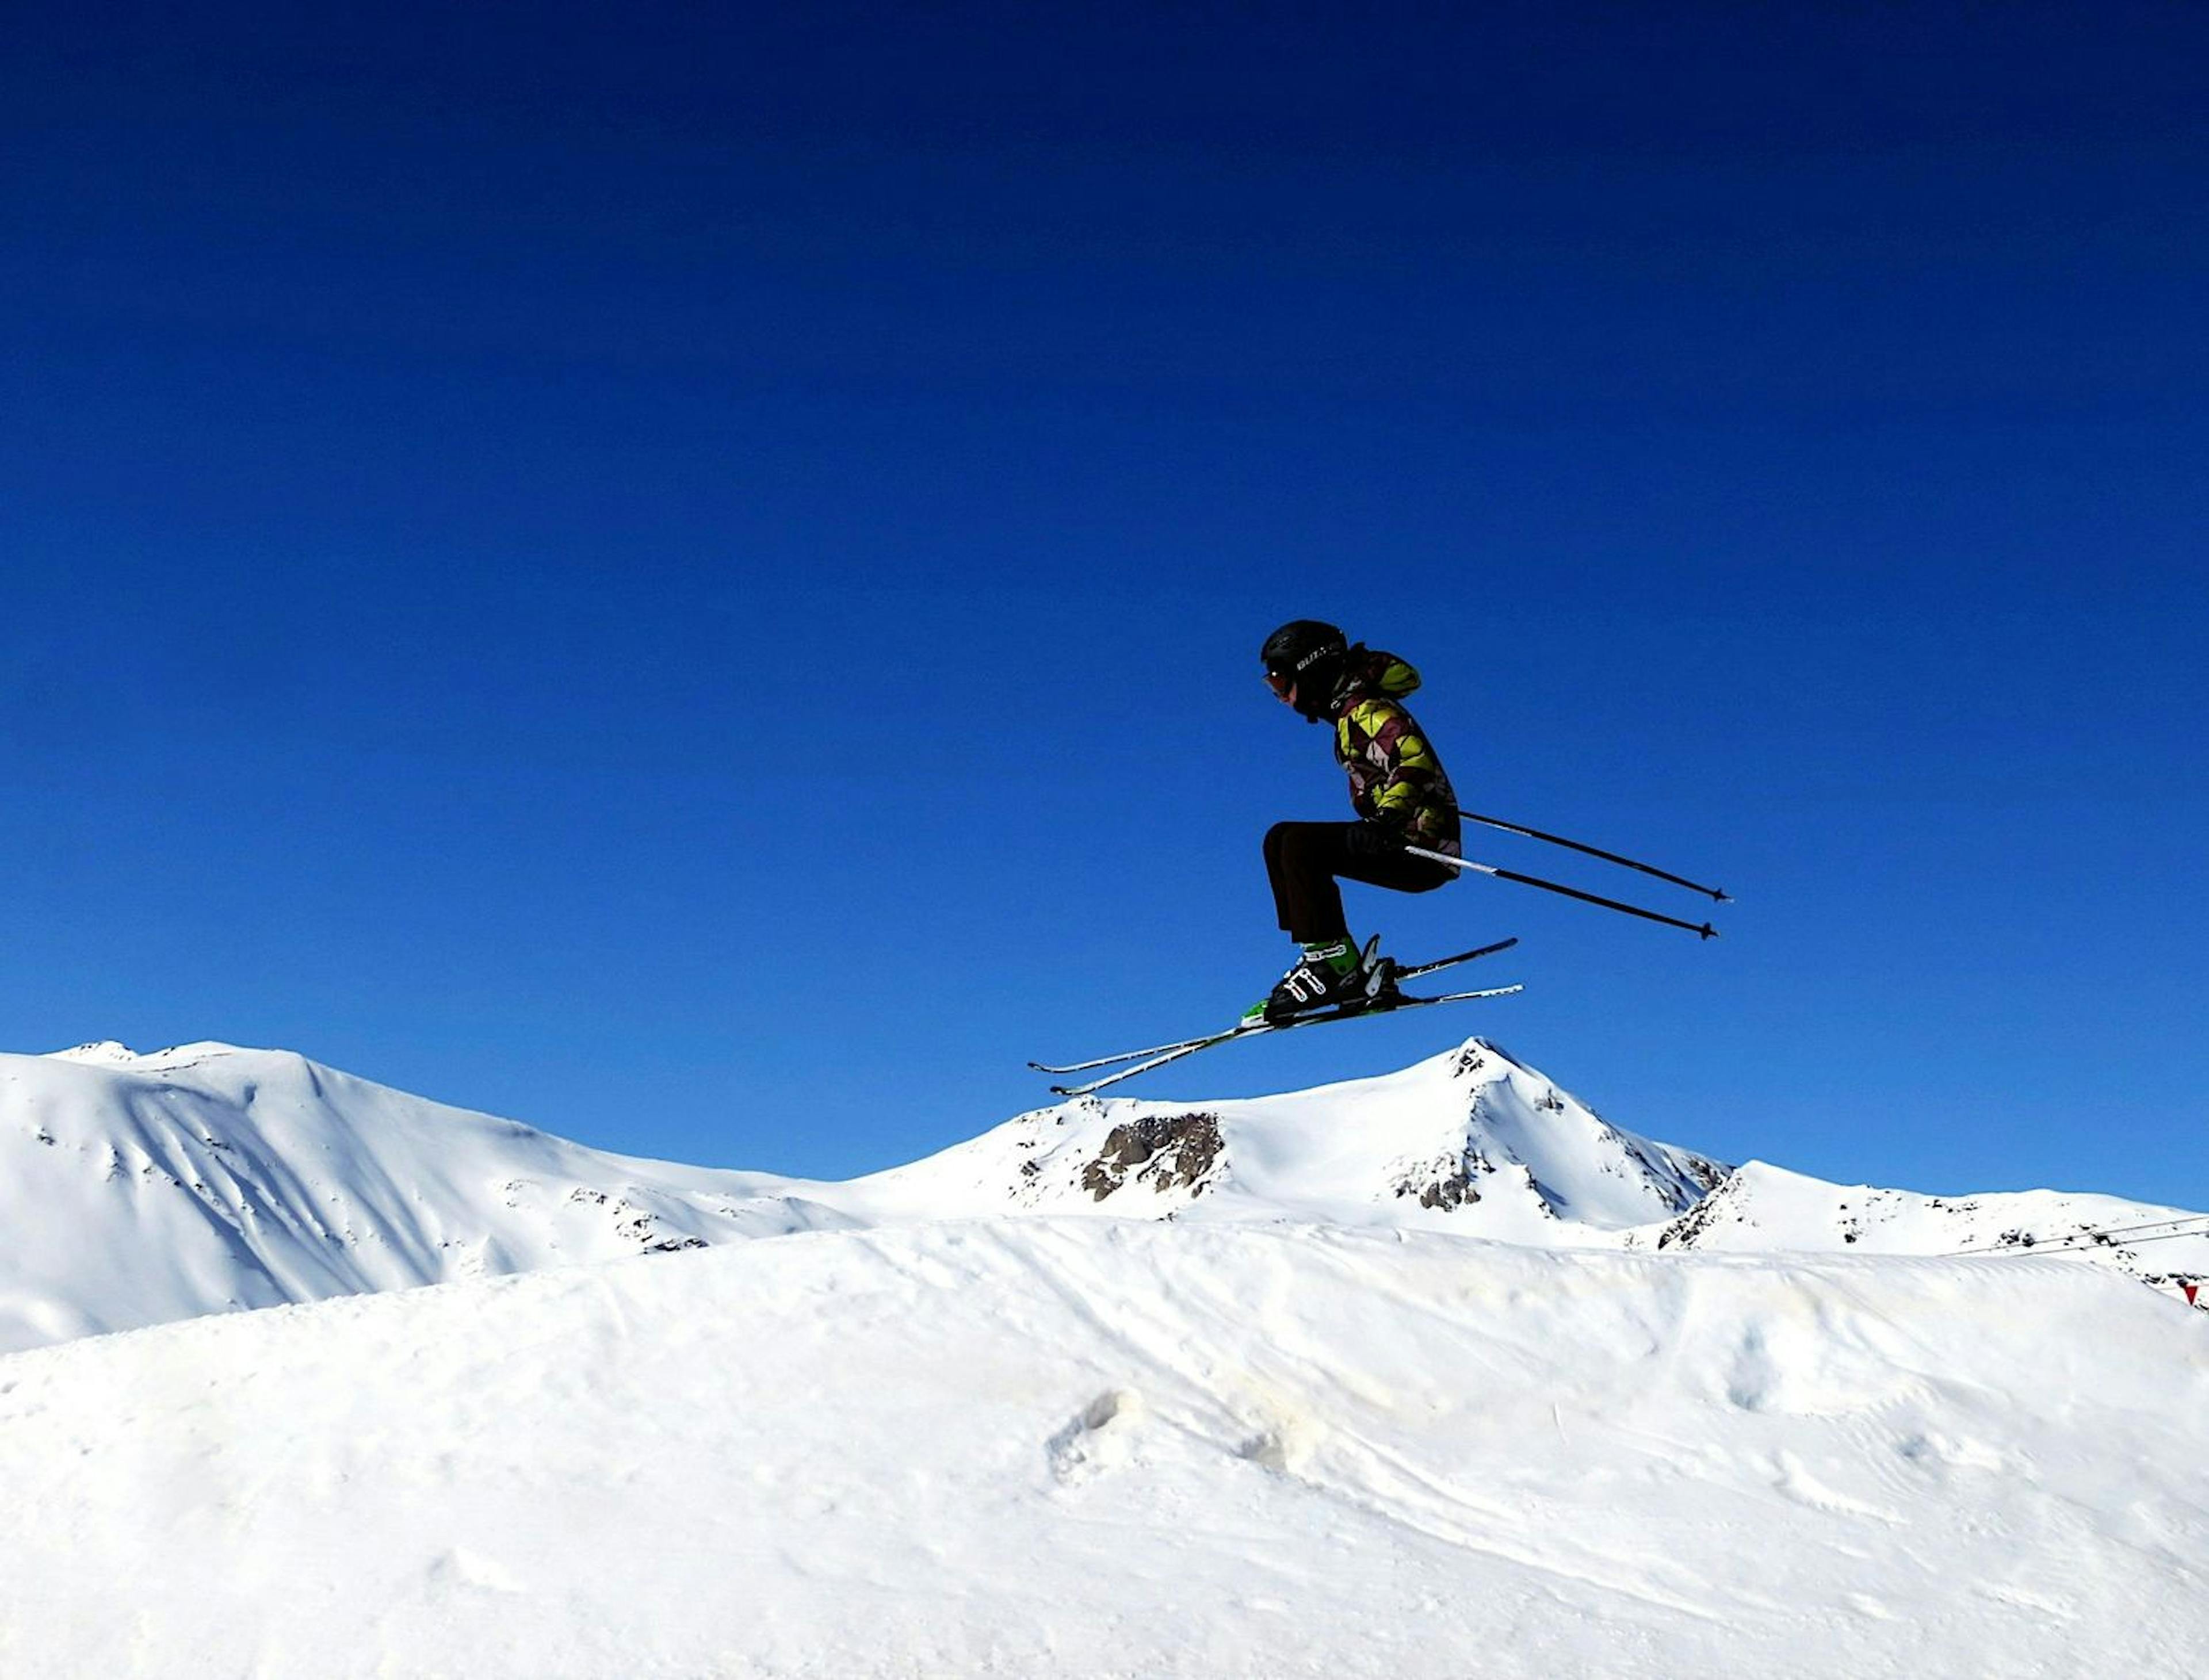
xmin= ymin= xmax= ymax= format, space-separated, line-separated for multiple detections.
xmin=1 ymin=1219 xmax=2203 ymax=1679
xmin=5 ymin=1035 xmax=2204 ymax=1355
xmin=0 ymin=1040 xmax=857 ymax=1353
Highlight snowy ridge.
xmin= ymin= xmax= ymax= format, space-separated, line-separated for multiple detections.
xmin=2 ymin=1034 xmax=2203 ymax=1358
xmin=1650 ymin=1159 xmax=2209 ymax=1299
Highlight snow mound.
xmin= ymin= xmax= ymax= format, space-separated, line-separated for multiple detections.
xmin=0 ymin=1219 xmax=2202 ymax=1678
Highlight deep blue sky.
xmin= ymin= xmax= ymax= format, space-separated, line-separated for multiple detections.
xmin=6 ymin=3 xmax=2204 ymax=1211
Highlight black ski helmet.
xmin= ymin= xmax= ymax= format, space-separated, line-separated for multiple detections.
xmin=1260 ymin=619 xmax=1349 ymax=721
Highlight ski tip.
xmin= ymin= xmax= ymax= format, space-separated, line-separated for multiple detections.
xmin=1699 ymin=923 xmax=1719 ymax=940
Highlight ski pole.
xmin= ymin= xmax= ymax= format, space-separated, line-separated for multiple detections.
xmin=1456 ymin=809 xmax=1729 ymax=903
xmin=1405 ymin=847 xmax=1720 ymax=940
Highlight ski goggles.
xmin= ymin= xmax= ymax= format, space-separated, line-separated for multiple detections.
xmin=1263 ymin=667 xmax=1297 ymax=699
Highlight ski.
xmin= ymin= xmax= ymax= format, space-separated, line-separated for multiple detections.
xmin=1043 ymin=983 xmax=1523 ymax=1097
xmin=1027 ymin=938 xmax=1518 ymax=1076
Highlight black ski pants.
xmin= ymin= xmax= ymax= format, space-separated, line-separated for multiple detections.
xmin=1264 ymin=821 xmax=1454 ymax=944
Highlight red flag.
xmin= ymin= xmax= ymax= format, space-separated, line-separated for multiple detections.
xmin=2186 ymin=1283 xmax=2200 ymax=1307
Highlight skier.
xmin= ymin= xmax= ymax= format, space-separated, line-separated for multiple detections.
xmin=1248 ymin=619 xmax=1462 ymax=1025
xmin=1034 ymin=626 xmax=1717 ymax=1094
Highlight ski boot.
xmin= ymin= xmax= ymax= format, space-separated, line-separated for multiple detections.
xmin=1243 ymin=936 xmax=1390 ymax=1028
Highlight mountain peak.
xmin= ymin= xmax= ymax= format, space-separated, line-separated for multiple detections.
xmin=934 ymin=1036 xmax=1729 ymax=1238
xmin=45 ymin=1039 xmax=252 ymax=1067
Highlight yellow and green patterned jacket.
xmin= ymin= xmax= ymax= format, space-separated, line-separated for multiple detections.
xmin=1327 ymin=647 xmax=1461 ymax=856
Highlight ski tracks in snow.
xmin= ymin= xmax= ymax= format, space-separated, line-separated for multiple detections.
xmin=992 ymin=1222 xmax=1791 ymax=1631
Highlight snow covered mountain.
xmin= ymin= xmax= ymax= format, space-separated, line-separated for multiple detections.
xmin=1649 ymin=1157 xmax=2209 ymax=1296
xmin=5 ymin=1034 xmax=2207 ymax=1677
xmin=0 ymin=1039 xmax=851 ymax=1353
xmin=2 ymin=1033 xmax=2202 ymax=1357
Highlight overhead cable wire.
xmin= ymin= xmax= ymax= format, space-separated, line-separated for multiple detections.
xmin=1952 ymin=1213 xmax=2209 ymax=1259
